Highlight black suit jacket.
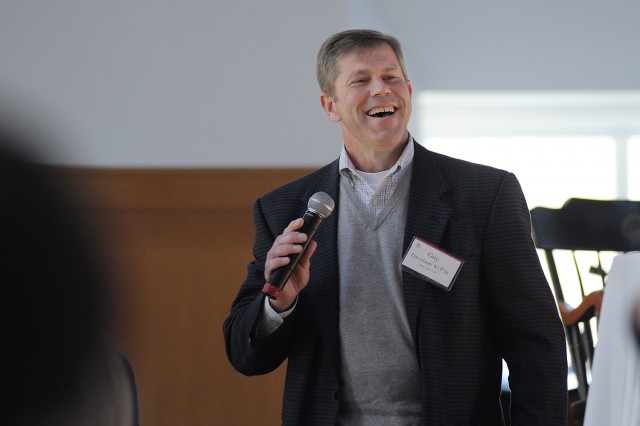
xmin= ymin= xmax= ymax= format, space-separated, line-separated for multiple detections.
xmin=224 ymin=141 xmax=567 ymax=425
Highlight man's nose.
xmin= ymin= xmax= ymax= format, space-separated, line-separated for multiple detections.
xmin=371 ymin=77 xmax=391 ymax=96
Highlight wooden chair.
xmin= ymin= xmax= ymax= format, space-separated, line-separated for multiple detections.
xmin=530 ymin=198 xmax=640 ymax=424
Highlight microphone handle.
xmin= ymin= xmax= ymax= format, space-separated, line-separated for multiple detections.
xmin=263 ymin=210 xmax=323 ymax=299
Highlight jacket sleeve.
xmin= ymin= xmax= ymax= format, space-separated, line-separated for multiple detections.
xmin=222 ymin=197 xmax=297 ymax=376
xmin=483 ymin=173 xmax=568 ymax=425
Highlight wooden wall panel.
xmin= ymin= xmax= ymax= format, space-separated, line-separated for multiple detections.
xmin=53 ymin=168 xmax=313 ymax=426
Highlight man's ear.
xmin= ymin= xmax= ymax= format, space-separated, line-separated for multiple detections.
xmin=320 ymin=92 xmax=340 ymax=122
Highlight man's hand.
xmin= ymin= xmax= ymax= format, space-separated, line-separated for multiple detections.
xmin=265 ymin=218 xmax=317 ymax=312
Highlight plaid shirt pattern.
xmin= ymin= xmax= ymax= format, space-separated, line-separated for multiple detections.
xmin=339 ymin=136 xmax=414 ymax=216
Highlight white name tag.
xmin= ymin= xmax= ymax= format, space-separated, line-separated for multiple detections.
xmin=401 ymin=237 xmax=464 ymax=291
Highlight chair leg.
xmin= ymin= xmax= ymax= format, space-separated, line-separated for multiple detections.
xmin=569 ymin=398 xmax=586 ymax=425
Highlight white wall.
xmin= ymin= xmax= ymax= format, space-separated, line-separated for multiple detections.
xmin=350 ymin=0 xmax=640 ymax=92
xmin=1 ymin=1 xmax=639 ymax=167
xmin=0 ymin=1 xmax=345 ymax=166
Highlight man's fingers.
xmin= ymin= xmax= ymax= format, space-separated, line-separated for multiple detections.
xmin=266 ymin=255 xmax=290 ymax=270
xmin=269 ymin=238 xmax=305 ymax=259
xmin=284 ymin=218 xmax=304 ymax=232
xmin=264 ymin=217 xmax=310 ymax=280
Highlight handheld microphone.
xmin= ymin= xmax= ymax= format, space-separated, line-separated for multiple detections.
xmin=262 ymin=192 xmax=335 ymax=299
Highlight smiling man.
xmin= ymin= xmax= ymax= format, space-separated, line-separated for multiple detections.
xmin=320 ymin=41 xmax=412 ymax=173
xmin=224 ymin=29 xmax=567 ymax=425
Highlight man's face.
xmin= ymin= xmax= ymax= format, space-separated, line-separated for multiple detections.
xmin=320 ymin=44 xmax=413 ymax=156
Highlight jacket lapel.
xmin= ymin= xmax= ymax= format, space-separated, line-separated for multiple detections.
xmin=403 ymin=142 xmax=452 ymax=343
xmin=301 ymin=145 xmax=452 ymax=370
xmin=300 ymin=160 xmax=342 ymax=372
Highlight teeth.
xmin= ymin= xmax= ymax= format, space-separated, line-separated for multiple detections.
xmin=367 ymin=106 xmax=396 ymax=116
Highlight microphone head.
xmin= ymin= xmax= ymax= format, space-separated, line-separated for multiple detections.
xmin=308 ymin=192 xmax=334 ymax=219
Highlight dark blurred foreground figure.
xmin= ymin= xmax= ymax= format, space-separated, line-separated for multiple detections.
xmin=0 ymin=126 xmax=138 ymax=426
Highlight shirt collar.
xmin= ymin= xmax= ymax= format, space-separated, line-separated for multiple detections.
xmin=339 ymin=133 xmax=414 ymax=178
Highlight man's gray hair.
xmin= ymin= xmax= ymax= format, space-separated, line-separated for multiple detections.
xmin=316 ymin=29 xmax=408 ymax=97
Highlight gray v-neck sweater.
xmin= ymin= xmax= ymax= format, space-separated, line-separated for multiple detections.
xmin=337 ymin=171 xmax=422 ymax=425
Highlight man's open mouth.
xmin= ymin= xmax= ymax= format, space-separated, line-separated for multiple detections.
xmin=367 ymin=106 xmax=396 ymax=118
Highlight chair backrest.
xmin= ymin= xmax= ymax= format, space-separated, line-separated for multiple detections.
xmin=531 ymin=198 xmax=640 ymax=301
xmin=530 ymin=198 xmax=640 ymax=422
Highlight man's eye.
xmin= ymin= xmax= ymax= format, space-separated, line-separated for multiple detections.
xmin=384 ymin=75 xmax=398 ymax=81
